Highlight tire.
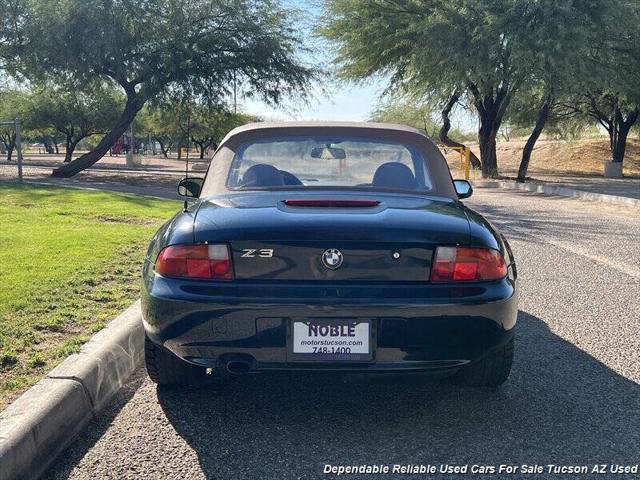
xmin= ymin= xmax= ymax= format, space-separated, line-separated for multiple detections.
xmin=455 ymin=338 xmax=514 ymax=387
xmin=145 ymin=335 xmax=208 ymax=385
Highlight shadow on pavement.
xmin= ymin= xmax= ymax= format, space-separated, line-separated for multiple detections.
xmin=153 ymin=311 xmax=639 ymax=479
xmin=42 ymin=370 xmax=148 ymax=480
xmin=467 ymin=192 xmax=637 ymax=245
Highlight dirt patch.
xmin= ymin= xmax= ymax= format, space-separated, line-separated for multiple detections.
xmin=73 ymin=171 xmax=180 ymax=189
xmin=445 ymin=137 xmax=640 ymax=177
xmin=92 ymin=215 xmax=158 ymax=225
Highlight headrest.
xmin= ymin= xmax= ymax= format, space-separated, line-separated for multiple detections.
xmin=372 ymin=162 xmax=417 ymax=189
xmin=241 ymin=164 xmax=284 ymax=187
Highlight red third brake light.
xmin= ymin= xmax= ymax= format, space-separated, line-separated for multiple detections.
xmin=155 ymin=244 xmax=233 ymax=280
xmin=431 ymin=246 xmax=507 ymax=282
xmin=284 ymin=199 xmax=380 ymax=208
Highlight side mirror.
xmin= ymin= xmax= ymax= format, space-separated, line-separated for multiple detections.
xmin=453 ymin=179 xmax=473 ymax=199
xmin=178 ymin=177 xmax=204 ymax=198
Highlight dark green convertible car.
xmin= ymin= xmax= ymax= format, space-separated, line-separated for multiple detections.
xmin=141 ymin=122 xmax=518 ymax=387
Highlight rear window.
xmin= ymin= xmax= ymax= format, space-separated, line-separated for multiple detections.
xmin=226 ymin=136 xmax=433 ymax=192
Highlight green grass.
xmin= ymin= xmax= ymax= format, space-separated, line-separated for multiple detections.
xmin=0 ymin=182 xmax=179 ymax=409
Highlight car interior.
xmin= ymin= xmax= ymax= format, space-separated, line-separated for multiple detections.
xmin=238 ymin=162 xmax=419 ymax=190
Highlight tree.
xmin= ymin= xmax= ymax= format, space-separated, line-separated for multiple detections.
xmin=436 ymin=92 xmax=481 ymax=169
xmin=578 ymin=2 xmax=640 ymax=171
xmin=137 ymin=106 xmax=181 ymax=158
xmin=321 ymin=0 xmax=532 ymax=177
xmin=4 ymin=0 xmax=312 ymax=177
xmin=568 ymin=94 xmax=639 ymax=167
xmin=512 ymin=83 xmax=555 ymax=182
xmin=369 ymin=100 xmax=440 ymax=137
xmin=177 ymin=105 xmax=257 ymax=159
xmin=506 ymin=83 xmax=595 ymax=181
xmin=139 ymin=101 xmax=258 ymax=159
xmin=370 ymin=95 xmax=481 ymax=168
xmin=0 ymin=89 xmax=28 ymax=162
xmin=27 ymin=128 xmax=61 ymax=154
xmin=321 ymin=0 xmax=631 ymax=178
xmin=508 ymin=0 xmax=638 ymax=182
xmin=29 ymin=84 xmax=123 ymax=162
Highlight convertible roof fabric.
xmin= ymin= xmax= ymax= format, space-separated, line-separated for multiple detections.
xmin=205 ymin=121 xmax=456 ymax=199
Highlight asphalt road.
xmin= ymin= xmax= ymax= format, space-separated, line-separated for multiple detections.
xmin=43 ymin=188 xmax=640 ymax=480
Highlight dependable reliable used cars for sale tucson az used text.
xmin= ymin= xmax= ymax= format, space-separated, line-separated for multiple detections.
xmin=141 ymin=122 xmax=518 ymax=387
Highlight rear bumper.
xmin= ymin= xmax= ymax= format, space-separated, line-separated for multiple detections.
xmin=142 ymin=273 xmax=518 ymax=374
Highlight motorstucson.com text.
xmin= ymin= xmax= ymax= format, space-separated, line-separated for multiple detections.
xmin=323 ymin=464 xmax=640 ymax=476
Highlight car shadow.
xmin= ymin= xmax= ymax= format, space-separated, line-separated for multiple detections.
xmin=153 ymin=311 xmax=639 ymax=479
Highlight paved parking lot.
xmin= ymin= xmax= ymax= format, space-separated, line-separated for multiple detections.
xmin=44 ymin=188 xmax=639 ymax=480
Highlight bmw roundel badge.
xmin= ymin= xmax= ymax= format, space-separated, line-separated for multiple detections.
xmin=322 ymin=248 xmax=343 ymax=270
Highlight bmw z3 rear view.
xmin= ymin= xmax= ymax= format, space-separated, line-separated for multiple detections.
xmin=141 ymin=122 xmax=518 ymax=387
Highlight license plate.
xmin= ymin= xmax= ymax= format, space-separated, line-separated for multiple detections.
xmin=292 ymin=320 xmax=370 ymax=356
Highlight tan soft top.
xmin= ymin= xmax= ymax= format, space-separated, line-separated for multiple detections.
xmin=207 ymin=121 xmax=456 ymax=198
xmin=219 ymin=121 xmax=428 ymax=147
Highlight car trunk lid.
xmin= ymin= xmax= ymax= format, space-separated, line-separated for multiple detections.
xmin=193 ymin=192 xmax=470 ymax=282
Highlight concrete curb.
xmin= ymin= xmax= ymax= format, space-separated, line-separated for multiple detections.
xmin=0 ymin=301 xmax=144 ymax=480
xmin=474 ymin=179 xmax=640 ymax=208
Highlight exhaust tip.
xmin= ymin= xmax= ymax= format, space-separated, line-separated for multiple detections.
xmin=226 ymin=360 xmax=251 ymax=375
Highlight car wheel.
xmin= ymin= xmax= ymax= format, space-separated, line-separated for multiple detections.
xmin=145 ymin=335 xmax=209 ymax=385
xmin=455 ymin=338 xmax=514 ymax=387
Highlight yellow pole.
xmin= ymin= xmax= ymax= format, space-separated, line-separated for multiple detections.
xmin=464 ymin=147 xmax=470 ymax=180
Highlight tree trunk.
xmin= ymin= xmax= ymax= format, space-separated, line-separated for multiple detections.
xmin=52 ymin=97 xmax=144 ymax=177
xmin=64 ymin=135 xmax=73 ymax=162
xmin=476 ymin=95 xmax=511 ymax=178
xmin=54 ymin=142 xmax=59 ymax=154
xmin=478 ymin=126 xmax=498 ymax=178
xmin=439 ymin=91 xmax=481 ymax=169
xmin=610 ymin=107 xmax=638 ymax=163
xmin=43 ymin=138 xmax=54 ymax=154
xmin=3 ymin=134 xmax=16 ymax=162
xmin=612 ymin=125 xmax=629 ymax=163
xmin=469 ymin=83 xmax=515 ymax=178
xmin=477 ymin=103 xmax=503 ymax=178
xmin=190 ymin=137 xmax=207 ymax=160
xmin=157 ymin=138 xmax=169 ymax=158
xmin=64 ymin=138 xmax=80 ymax=163
xmin=517 ymin=92 xmax=553 ymax=183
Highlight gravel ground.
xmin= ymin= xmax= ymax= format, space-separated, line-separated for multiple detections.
xmin=43 ymin=188 xmax=640 ymax=480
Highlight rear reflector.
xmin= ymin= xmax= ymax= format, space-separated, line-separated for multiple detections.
xmin=155 ymin=244 xmax=233 ymax=280
xmin=431 ymin=246 xmax=507 ymax=282
xmin=284 ymin=199 xmax=380 ymax=208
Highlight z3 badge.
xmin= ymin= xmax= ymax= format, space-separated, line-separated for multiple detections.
xmin=242 ymin=248 xmax=274 ymax=258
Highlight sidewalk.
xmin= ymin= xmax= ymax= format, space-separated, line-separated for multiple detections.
xmin=529 ymin=174 xmax=640 ymax=200
xmin=474 ymin=174 xmax=640 ymax=208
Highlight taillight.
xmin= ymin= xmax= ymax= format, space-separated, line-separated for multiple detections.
xmin=431 ymin=246 xmax=507 ymax=282
xmin=155 ymin=244 xmax=233 ymax=280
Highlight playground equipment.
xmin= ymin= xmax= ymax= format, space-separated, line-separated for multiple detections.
xmin=449 ymin=145 xmax=471 ymax=180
